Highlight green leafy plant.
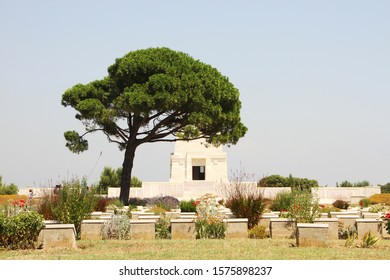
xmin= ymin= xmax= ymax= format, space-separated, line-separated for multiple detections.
xmin=287 ymin=190 xmax=320 ymax=223
xmin=0 ymin=176 xmax=18 ymax=195
xmin=248 ymin=224 xmax=269 ymax=239
xmin=179 ymin=199 xmax=197 ymax=212
xmin=101 ymin=215 xmax=131 ymax=240
xmin=51 ymin=177 xmax=98 ymax=239
xmin=155 ymin=216 xmax=171 ymax=239
xmin=223 ymin=168 xmax=265 ymax=229
xmin=359 ymin=198 xmax=371 ymax=208
xmin=269 ymin=191 xmax=294 ymax=212
xmin=0 ymin=210 xmax=44 ymax=250
xmin=360 ymin=231 xmax=380 ymax=248
xmin=258 ymin=174 xmax=318 ymax=191
xmin=195 ymin=194 xmax=227 ymax=239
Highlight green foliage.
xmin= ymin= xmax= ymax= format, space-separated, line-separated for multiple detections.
xmin=179 ymin=199 xmax=197 ymax=212
xmin=155 ymin=216 xmax=171 ymax=239
xmin=248 ymin=224 xmax=269 ymax=239
xmin=195 ymin=194 xmax=227 ymax=239
xmin=128 ymin=197 xmax=147 ymax=207
xmin=269 ymin=191 xmax=294 ymax=212
xmin=62 ymin=47 xmax=247 ymax=204
xmin=195 ymin=219 xmax=227 ymax=239
xmin=258 ymin=174 xmax=318 ymax=191
xmin=337 ymin=180 xmax=370 ymax=188
xmin=360 ymin=231 xmax=380 ymax=248
xmin=287 ymin=190 xmax=320 ymax=223
xmin=52 ymin=178 xmax=98 ymax=239
xmin=368 ymin=204 xmax=390 ymax=213
xmin=0 ymin=211 xmax=44 ymax=249
xmin=0 ymin=176 xmax=18 ymax=195
xmin=332 ymin=200 xmax=350 ymax=210
xmin=101 ymin=215 xmax=131 ymax=240
xmin=97 ymin=167 xmax=121 ymax=194
xmin=97 ymin=167 xmax=143 ymax=194
xmin=223 ymin=168 xmax=265 ymax=229
xmin=380 ymin=183 xmax=390 ymax=194
xmin=359 ymin=198 xmax=371 ymax=208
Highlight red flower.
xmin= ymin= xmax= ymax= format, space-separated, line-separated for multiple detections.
xmin=385 ymin=213 xmax=390 ymax=219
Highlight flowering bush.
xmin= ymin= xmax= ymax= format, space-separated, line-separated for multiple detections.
xmin=0 ymin=202 xmax=44 ymax=249
xmin=195 ymin=194 xmax=226 ymax=239
xmin=146 ymin=195 xmax=179 ymax=211
xmin=287 ymin=190 xmax=320 ymax=223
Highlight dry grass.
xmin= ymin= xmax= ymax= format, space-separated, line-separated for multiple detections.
xmin=1 ymin=238 xmax=390 ymax=260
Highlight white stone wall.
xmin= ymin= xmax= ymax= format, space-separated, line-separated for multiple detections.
xmin=169 ymin=138 xmax=228 ymax=182
xmin=108 ymin=184 xmax=381 ymax=202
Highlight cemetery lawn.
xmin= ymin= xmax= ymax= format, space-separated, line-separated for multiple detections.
xmin=1 ymin=238 xmax=390 ymax=260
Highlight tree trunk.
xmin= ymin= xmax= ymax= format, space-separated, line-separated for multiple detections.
xmin=119 ymin=144 xmax=136 ymax=205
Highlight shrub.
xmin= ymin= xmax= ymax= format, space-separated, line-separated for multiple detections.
xmin=128 ymin=197 xmax=147 ymax=207
xmin=52 ymin=177 xmax=98 ymax=239
xmin=0 ymin=210 xmax=44 ymax=249
xmin=155 ymin=216 xmax=171 ymax=239
xmin=368 ymin=194 xmax=390 ymax=205
xmin=36 ymin=192 xmax=58 ymax=220
xmin=380 ymin=183 xmax=390 ymax=194
xmin=258 ymin=175 xmax=287 ymax=188
xmin=101 ymin=215 xmax=131 ymax=240
xmin=94 ymin=197 xmax=111 ymax=212
xmin=287 ymin=190 xmax=320 ymax=223
xmin=195 ymin=194 xmax=227 ymax=239
xmin=146 ymin=195 xmax=179 ymax=211
xmin=196 ymin=218 xmax=227 ymax=239
xmin=179 ymin=199 xmax=197 ymax=212
xmin=332 ymin=199 xmax=350 ymax=210
xmin=248 ymin=224 xmax=269 ymax=239
xmin=258 ymin=174 xmax=318 ymax=191
xmin=147 ymin=206 xmax=166 ymax=215
xmin=383 ymin=213 xmax=390 ymax=235
xmin=337 ymin=180 xmax=370 ymax=188
xmin=223 ymin=168 xmax=265 ymax=229
xmin=269 ymin=191 xmax=293 ymax=212
xmin=368 ymin=204 xmax=390 ymax=213
xmin=320 ymin=206 xmax=340 ymax=214
xmin=0 ymin=176 xmax=18 ymax=195
xmin=359 ymin=198 xmax=371 ymax=208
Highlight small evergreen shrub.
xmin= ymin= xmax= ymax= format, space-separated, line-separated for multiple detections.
xmin=248 ymin=224 xmax=269 ymax=239
xmin=101 ymin=215 xmax=131 ymax=240
xmin=332 ymin=199 xmax=350 ymax=210
xmin=179 ymin=199 xmax=197 ymax=212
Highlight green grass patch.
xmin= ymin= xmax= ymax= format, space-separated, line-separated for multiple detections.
xmin=1 ymin=238 xmax=390 ymax=260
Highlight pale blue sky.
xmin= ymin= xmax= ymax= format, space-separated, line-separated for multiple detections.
xmin=1 ymin=0 xmax=389 ymax=188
